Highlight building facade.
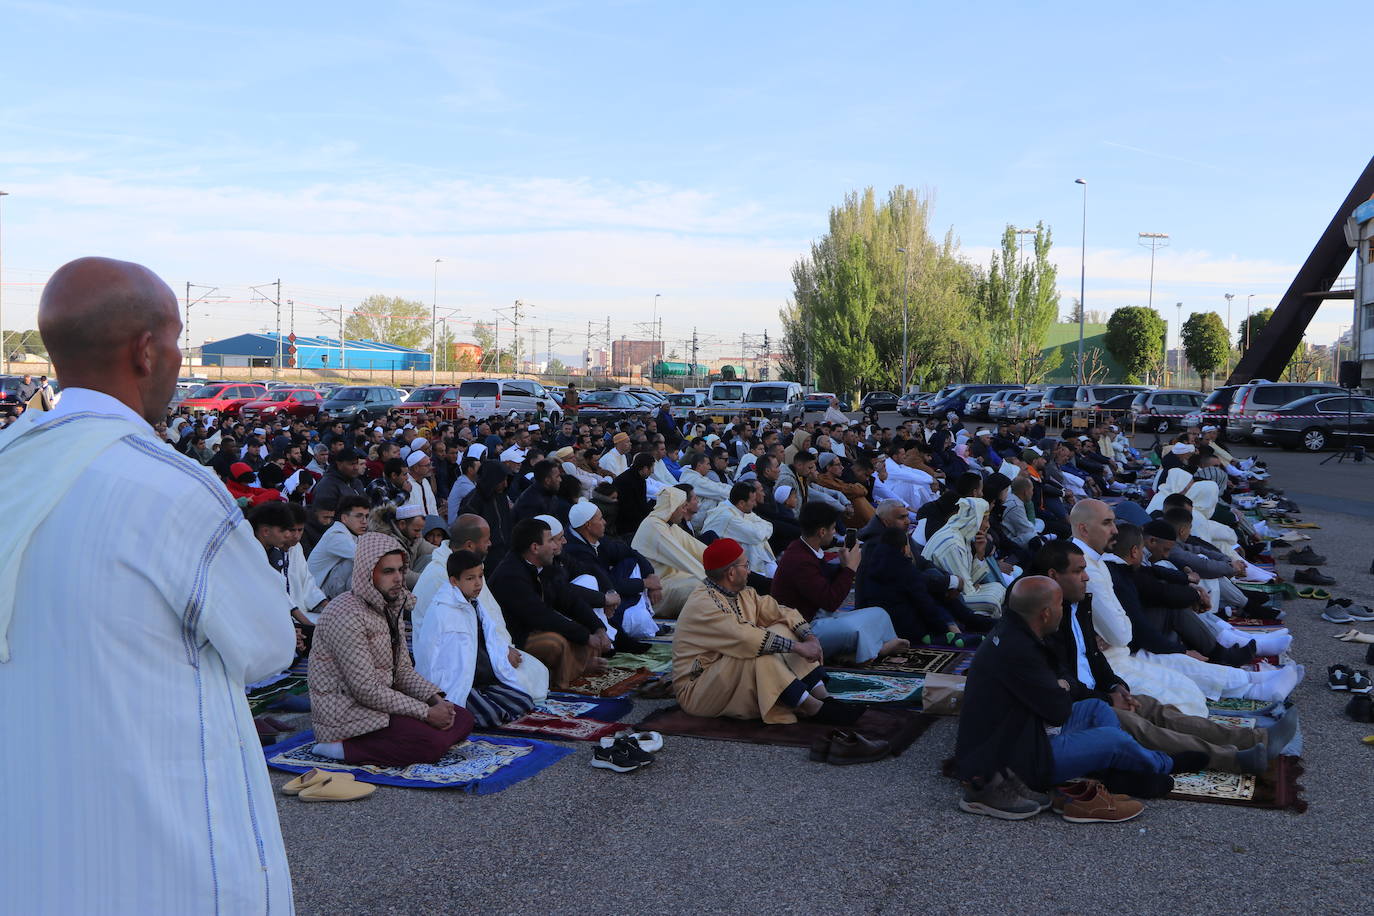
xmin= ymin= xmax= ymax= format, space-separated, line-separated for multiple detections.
xmin=199 ymin=333 xmax=431 ymax=371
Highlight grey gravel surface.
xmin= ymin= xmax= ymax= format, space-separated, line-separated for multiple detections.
xmin=272 ymin=439 xmax=1374 ymax=916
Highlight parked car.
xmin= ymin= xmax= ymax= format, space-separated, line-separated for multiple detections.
xmin=1181 ymin=385 xmax=1242 ymax=437
xmin=859 ymin=391 xmax=899 ymax=413
xmin=986 ymin=387 xmax=1027 ymax=419
xmin=577 ymin=389 xmax=652 ymax=423
xmin=1035 ymin=384 xmax=1080 ymax=426
xmin=1094 ymin=392 xmax=1140 ymax=418
xmin=1251 ymin=392 xmax=1374 ymax=451
xmin=1073 ymin=385 xmax=1151 ymax=412
xmin=1127 ymin=389 xmax=1205 ymax=432
xmin=742 ymin=381 xmax=806 ymax=424
xmin=179 ymin=382 xmax=269 ymax=417
xmin=320 ymin=385 xmax=405 ymax=421
xmin=913 ymin=390 xmax=946 ymax=416
xmin=705 ymin=381 xmax=752 ymax=417
xmin=927 ymin=383 xmax=1012 ymax=419
xmin=619 ymin=385 xmax=666 ymax=406
xmin=804 ymin=391 xmax=837 ymax=412
xmin=455 ymin=378 xmax=564 ymax=421
xmin=666 ymin=390 xmax=708 ymax=420
xmin=239 ymin=387 xmax=324 ymax=422
xmin=622 ymin=390 xmax=664 ymax=411
xmin=896 ymin=391 xmax=928 ymax=416
xmin=964 ymin=392 xmax=996 ymax=419
xmin=1005 ymin=391 xmax=1044 ymax=421
xmin=394 ymin=385 xmax=464 ymax=420
xmin=1228 ymin=380 xmax=1344 ymax=441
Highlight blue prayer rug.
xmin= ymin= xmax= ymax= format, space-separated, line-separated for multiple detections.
xmin=264 ymin=731 xmax=573 ymax=793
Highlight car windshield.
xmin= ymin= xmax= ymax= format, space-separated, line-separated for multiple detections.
xmin=332 ymin=388 xmax=366 ymax=401
xmin=188 ymin=384 xmax=228 ymax=398
xmin=259 ymin=391 xmax=291 ymax=403
xmin=582 ymin=390 xmax=624 ymax=405
xmin=668 ymin=394 xmax=696 ymax=405
xmin=407 ymin=388 xmax=443 ymax=402
xmin=713 ymin=385 xmax=745 ymax=400
xmin=746 ymin=387 xmax=787 ymax=403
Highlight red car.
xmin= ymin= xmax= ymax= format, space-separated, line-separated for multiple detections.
xmin=394 ymin=385 xmax=464 ymax=420
xmin=239 ymin=387 xmax=323 ymax=423
xmin=179 ymin=382 xmax=269 ymax=417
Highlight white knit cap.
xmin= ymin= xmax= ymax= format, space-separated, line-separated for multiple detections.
xmin=396 ymin=504 xmax=424 ymax=520
xmin=774 ymin=484 xmax=793 ymax=504
xmin=467 ymin=443 xmax=487 ymax=460
xmin=411 ymin=437 xmax=428 ymax=450
xmin=534 ymin=514 xmax=564 ymax=536
xmin=569 ymin=499 xmax=598 ymax=529
xmin=406 ymin=451 xmax=429 ymax=467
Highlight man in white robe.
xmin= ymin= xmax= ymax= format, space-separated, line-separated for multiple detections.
xmin=0 ymin=257 xmax=296 ymax=913
xmin=700 ymin=482 xmax=777 ymax=577
xmin=679 ymin=453 xmax=733 ymax=531
xmin=401 ymin=450 xmax=440 ymax=517
xmin=598 ymin=431 xmax=632 ymax=476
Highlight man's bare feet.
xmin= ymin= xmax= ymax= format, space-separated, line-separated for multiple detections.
xmin=879 ymin=638 xmax=911 ymax=658
xmin=587 ymin=657 xmax=610 ymax=674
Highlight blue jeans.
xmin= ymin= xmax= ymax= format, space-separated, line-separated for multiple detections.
xmin=1049 ymin=699 xmax=1172 ymax=784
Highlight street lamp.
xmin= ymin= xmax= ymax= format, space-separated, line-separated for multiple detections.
xmin=1175 ymin=302 xmax=1183 ymax=382
xmin=1074 ymin=179 xmax=1087 ymax=384
xmin=1137 ymin=232 xmax=1170 ymax=310
xmin=897 ymin=246 xmax=910 ymax=394
xmin=653 ymin=293 xmax=661 ymax=371
xmin=431 ymin=258 xmax=442 ymax=383
xmin=1245 ymin=294 xmax=1255 ymax=354
xmin=0 ymin=190 xmax=8 ymax=374
xmin=1223 ymin=293 xmax=1235 ymax=375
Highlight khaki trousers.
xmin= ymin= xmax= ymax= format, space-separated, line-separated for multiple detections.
xmin=1114 ymin=694 xmax=1262 ymax=772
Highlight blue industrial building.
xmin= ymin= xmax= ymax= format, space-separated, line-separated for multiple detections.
xmin=198 ymin=333 xmax=431 ymax=371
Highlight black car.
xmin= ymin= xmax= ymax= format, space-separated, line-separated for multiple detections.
xmin=576 ymin=389 xmax=652 ymax=423
xmin=859 ymin=391 xmax=899 ymax=413
xmin=1183 ymin=385 xmax=1240 ymax=438
xmin=1250 ymin=392 xmax=1374 ymax=451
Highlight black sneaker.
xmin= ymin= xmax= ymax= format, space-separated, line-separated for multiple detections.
xmin=1329 ymin=664 xmax=1354 ymax=691
xmin=1352 ymin=670 xmax=1373 ymax=694
xmin=1346 ymin=693 xmax=1373 ymax=723
xmin=1288 ymin=546 xmax=1327 ymax=566
xmin=1294 ymin=568 xmax=1336 ymax=586
xmin=591 ymin=739 xmax=653 ymax=773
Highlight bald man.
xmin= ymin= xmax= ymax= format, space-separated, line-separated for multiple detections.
xmin=0 ymin=258 xmax=297 ymax=911
xmin=954 ymin=575 xmax=1201 ymax=822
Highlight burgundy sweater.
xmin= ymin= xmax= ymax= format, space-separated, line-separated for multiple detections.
xmin=770 ymin=539 xmax=855 ymax=622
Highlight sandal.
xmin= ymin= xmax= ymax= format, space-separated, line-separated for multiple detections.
xmin=1296 ymin=587 xmax=1317 ymax=599
xmin=1312 ymin=588 xmax=1332 ymax=601
xmin=281 ymin=767 xmax=337 ymax=796
xmin=298 ymin=774 xmax=376 ymax=802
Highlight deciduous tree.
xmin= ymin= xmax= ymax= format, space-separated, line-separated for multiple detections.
xmin=1105 ymin=306 xmax=1166 ymax=383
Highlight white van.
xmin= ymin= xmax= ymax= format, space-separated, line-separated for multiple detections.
xmin=457 ymin=377 xmax=564 ymax=421
xmin=706 ymin=380 xmax=751 ymax=415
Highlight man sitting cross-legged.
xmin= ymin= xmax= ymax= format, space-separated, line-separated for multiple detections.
xmin=308 ymin=533 xmax=474 ymax=765
xmin=673 ymin=538 xmax=860 ymax=726
xmin=488 ymin=517 xmax=613 ymax=689
xmin=954 ymin=575 xmax=1210 ymax=822
xmin=414 ymin=549 xmax=535 ymax=728
xmin=561 ymin=499 xmax=664 ymax=647
xmin=1034 ymin=540 xmax=1298 ymax=777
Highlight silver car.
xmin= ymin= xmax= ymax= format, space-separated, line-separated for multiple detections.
xmin=1227 ymin=380 xmax=1344 ymax=441
xmin=987 ymin=388 xmax=1026 ymax=419
xmin=1127 ymin=389 xmax=1205 ymax=433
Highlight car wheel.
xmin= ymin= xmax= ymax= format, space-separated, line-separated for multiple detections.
xmin=1302 ymin=427 xmax=1327 ymax=452
xmin=1155 ymin=419 xmax=1170 ymax=433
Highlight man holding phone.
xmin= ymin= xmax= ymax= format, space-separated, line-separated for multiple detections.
xmin=771 ymin=502 xmax=908 ymax=665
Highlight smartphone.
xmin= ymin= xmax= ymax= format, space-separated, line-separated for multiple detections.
xmin=844 ymin=529 xmax=857 ymax=550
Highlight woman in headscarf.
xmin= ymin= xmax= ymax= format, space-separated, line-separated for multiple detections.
xmin=923 ymin=497 xmax=1006 ymax=617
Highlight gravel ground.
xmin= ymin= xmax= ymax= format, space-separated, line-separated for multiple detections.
xmin=272 ymin=436 xmax=1374 ymax=916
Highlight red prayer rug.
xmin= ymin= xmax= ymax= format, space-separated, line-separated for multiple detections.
xmin=495 ymin=712 xmax=623 ymax=742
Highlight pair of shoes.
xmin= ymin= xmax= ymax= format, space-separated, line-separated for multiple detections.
xmin=591 ymin=734 xmax=657 ymax=772
xmin=1331 ymin=599 xmax=1374 ymax=622
xmin=1053 ymin=779 xmax=1145 ymax=823
xmin=1330 ymin=664 xmax=1354 ymax=690
xmin=808 ymin=729 xmax=890 ymax=765
xmin=1288 ymin=546 xmax=1327 ymax=565
xmin=1294 ymin=568 xmax=1337 ymax=586
xmin=958 ymin=772 xmax=1041 ymax=820
xmin=1323 ymin=602 xmax=1355 ymax=623
xmin=281 ymin=768 xmax=376 ymax=802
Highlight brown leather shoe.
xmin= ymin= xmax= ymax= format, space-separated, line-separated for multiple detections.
xmin=823 ymin=729 xmax=890 ymax=765
xmin=1057 ymin=780 xmax=1144 ymax=823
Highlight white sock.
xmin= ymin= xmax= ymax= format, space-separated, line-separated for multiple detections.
xmin=796 ymin=691 xmax=813 ymax=707
xmin=312 ymin=741 xmax=345 ymax=760
xmin=1245 ymin=665 xmax=1300 ymax=701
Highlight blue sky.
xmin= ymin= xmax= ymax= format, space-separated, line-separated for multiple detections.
xmin=2 ymin=0 xmax=1370 ymax=363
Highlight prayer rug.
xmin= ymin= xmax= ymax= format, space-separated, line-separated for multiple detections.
xmin=605 ymin=643 xmax=674 ymax=673
xmin=246 ymin=674 xmax=309 ymax=715
xmin=264 ymin=730 xmax=573 ymax=793
xmin=1236 ymin=581 xmax=1298 ymax=600
xmin=494 ymin=712 xmax=622 ymax=742
xmin=564 ymin=665 xmax=656 ymax=698
xmin=1167 ymin=756 xmax=1306 ymax=812
xmin=636 ymin=705 xmax=937 ymax=757
xmin=538 ymin=693 xmax=634 ymax=720
xmin=1226 ymin=618 xmax=1284 ymax=628
xmin=861 ymin=647 xmax=961 ymax=676
xmin=1207 ymin=697 xmax=1280 ymax=715
xmin=826 ymin=671 xmax=924 ymax=706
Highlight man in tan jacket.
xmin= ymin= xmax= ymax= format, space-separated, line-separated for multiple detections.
xmin=307 ymin=532 xmax=472 ymax=766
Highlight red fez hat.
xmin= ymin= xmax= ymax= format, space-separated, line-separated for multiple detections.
xmin=702 ymin=537 xmax=744 ymax=572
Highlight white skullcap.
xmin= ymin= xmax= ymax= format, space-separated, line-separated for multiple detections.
xmin=534 ymin=514 xmax=563 ymax=536
xmin=976 ymin=429 xmax=992 ymax=437
xmin=467 ymin=443 xmax=487 ymax=460
xmin=569 ymin=499 xmax=597 ymax=529
xmin=411 ymin=437 xmax=428 ymax=449
xmin=500 ymin=445 xmax=526 ymax=463
xmin=1201 ymin=425 xmax=1217 ymax=433
xmin=528 ymin=423 xmax=541 ymax=432
xmin=396 ymin=504 xmax=424 ymax=520
xmin=561 ymin=461 xmax=578 ymax=477
xmin=406 ymin=451 xmax=429 ymax=467
xmin=774 ymin=484 xmax=793 ymax=504
xmin=1171 ymin=443 xmax=1196 ymax=455
xmin=1077 ymin=435 xmax=1090 ymax=442
xmin=404 ymin=423 xmax=415 ymax=429
xmin=253 ymin=427 xmax=266 ymax=436
xmin=1108 ymin=424 xmax=1120 ymax=431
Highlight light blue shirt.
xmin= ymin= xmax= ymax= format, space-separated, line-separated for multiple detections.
xmin=1066 ymin=600 xmax=1095 ymax=689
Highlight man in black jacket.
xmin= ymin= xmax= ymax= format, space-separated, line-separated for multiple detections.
xmin=311 ymin=446 xmax=367 ymax=509
xmin=488 ymin=517 xmax=612 ymax=689
xmin=954 ymin=575 xmax=1179 ymax=820
xmin=1033 ymin=541 xmax=1287 ymax=776
xmin=612 ymin=452 xmax=655 ymax=535
xmin=458 ymin=460 xmax=514 ymax=571
xmin=563 ymin=501 xmax=663 ymax=649
xmin=512 ymin=459 xmax=562 ymax=524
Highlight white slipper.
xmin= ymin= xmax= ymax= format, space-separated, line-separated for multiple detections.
xmin=600 ymin=730 xmax=664 ymax=754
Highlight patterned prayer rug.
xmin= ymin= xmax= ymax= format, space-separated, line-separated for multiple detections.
xmin=1207 ymin=697 xmax=1279 ymax=715
xmin=606 ymin=643 xmax=674 ymax=673
xmin=564 ymin=665 xmax=656 ymax=698
xmin=862 ymin=647 xmax=960 ymax=676
xmin=537 ymin=693 xmax=634 ymax=720
xmin=1167 ymin=756 xmax=1306 ymax=812
xmin=246 ymin=674 xmax=309 ymax=715
xmin=827 ymin=672 xmax=924 ymax=706
xmin=494 ymin=712 xmax=622 ymax=742
xmin=264 ymin=730 xmax=573 ymax=793
xmin=1227 ymin=618 xmax=1284 ymax=628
